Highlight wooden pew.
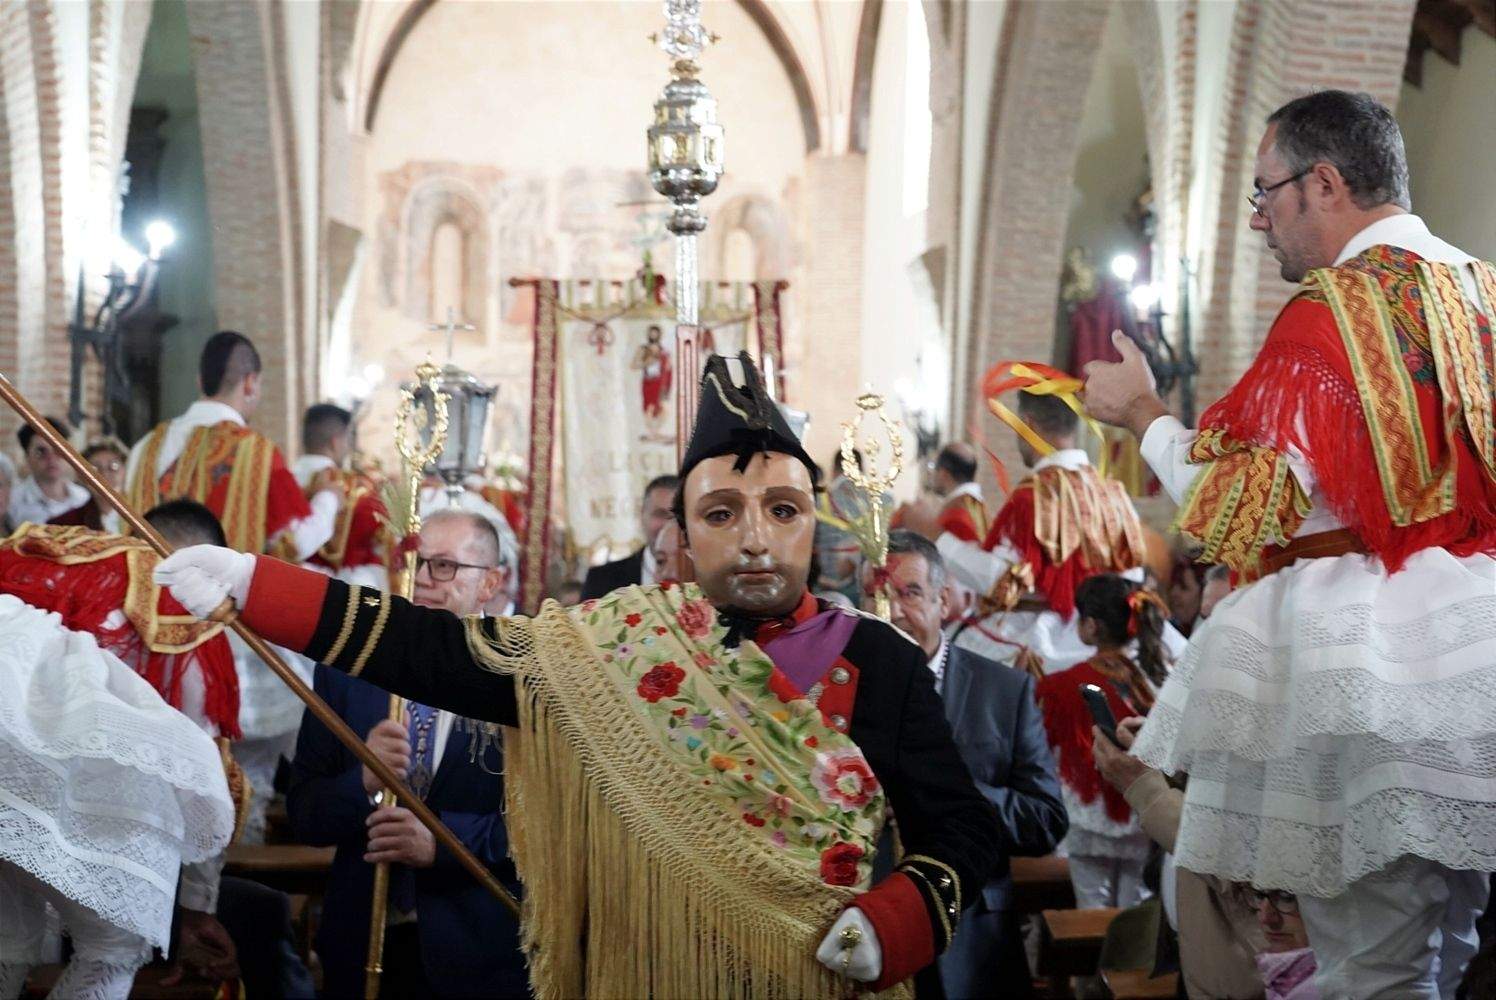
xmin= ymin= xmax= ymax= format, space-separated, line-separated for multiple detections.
xmin=1010 ymin=854 xmax=1075 ymax=914
xmin=1101 ymin=967 xmax=1180 ymax=999
xmin=222 ymin=843 xmax=334 ymax=897
xmin=1038 ymin=907 xmax=1121 ymax=979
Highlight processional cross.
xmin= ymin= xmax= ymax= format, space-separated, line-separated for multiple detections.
xmin=429 ymin=307 xmax=476 ymax=359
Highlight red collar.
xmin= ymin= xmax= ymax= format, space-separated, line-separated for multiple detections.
xmin=753 ymin=590 xmax=820 ymax=644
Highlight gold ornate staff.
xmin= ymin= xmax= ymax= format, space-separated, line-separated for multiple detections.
xmin=364 ymin=357 xmax=451 ymax=999
xmin=829 ymin=390 xmax=904 ymax=619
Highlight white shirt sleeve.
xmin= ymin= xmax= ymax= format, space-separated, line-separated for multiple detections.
xmin=935 ymin=532 xmax=1020 ymax=595
xmin=284 ymin=489 xmax=340 ymax=561
xmin=1139 ymin=416 xmax=1203 ymax=505
xmin=179 ymin=853 xmax=224 ymax=913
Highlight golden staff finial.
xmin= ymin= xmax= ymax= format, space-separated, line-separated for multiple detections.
xmin=836 ymin=389 xmax=904 ymax=620
xmin=366 ymin=355 xmax=449 ymax=998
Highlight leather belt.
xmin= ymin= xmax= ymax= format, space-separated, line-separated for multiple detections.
xmin=1260 ymin=528 xmax=1365 ymax=576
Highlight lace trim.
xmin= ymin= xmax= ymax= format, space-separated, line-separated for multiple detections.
xmin=0 ymin=796 xmax=176 ymax=948
xmin=1135 ymin=599 xmax=1496 ymax=761
xmin=1172 ymin=775 xmax=1496 ymax=897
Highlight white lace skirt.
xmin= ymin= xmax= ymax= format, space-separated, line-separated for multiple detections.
xmin=0 ymin=595 xmax=236 ymax=948
xmin=1132 ymin=549 xmax=1496 ymax=897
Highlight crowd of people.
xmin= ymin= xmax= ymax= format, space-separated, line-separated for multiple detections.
xmin=0 ymin=88 xmax=1492 ymax=1000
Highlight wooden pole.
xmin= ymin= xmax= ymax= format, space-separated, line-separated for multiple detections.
xmin=0 ymin=372 xmax=522 ymax=930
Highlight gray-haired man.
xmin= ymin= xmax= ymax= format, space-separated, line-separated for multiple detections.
xmin=862 ymin=530 xmax=1067 ymax=997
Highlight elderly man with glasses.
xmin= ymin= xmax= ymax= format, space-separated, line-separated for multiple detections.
xmin=1086 ymin=89 xmax=1495 ymax=999
xmin=286 ymin=508 xmax=526 ymax=998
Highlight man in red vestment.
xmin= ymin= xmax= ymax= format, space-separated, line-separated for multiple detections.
xmin=1084 ymin=90 xmax=1496 ymax=998
xmin=125 ymin=331 xmax=337 ymax=562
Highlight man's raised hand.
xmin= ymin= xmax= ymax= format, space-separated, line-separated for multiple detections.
xmin=1082 ymin=330 xmax=1169 ymax=438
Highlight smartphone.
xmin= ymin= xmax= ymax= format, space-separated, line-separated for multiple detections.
xmin=1081 ymin=683 xmax=1121 ymax=747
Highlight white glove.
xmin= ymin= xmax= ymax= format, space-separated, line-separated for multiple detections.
xmin=154 ymin=545 xmax=257 ymax=618
xmin=815 ymin=907 xmax=882 ymax=983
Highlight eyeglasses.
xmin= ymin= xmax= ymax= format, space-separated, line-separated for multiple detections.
xmin=414 ymin=555 xmax=494 ymax=582
xmin=1246 ymin=888 xmax=1299 ymax=914
xmin=1247 ymin=168 xmax=1312 ymax=217
xmin=90 ymin=459 xmax=124 ymax=474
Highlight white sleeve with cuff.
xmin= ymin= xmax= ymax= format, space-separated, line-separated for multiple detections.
xmin=1139 ymin=416 xmax=1203 ymax=505
xmin=285 ymin=489 xmax=340 ymax=562
xmin=935 ymin=532 xmax=1021 ymax=595
xmin=178 ymin=854 xmax=225 ymax=913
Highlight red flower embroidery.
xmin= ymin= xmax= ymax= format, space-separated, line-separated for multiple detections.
xmin=819 ymin=842 xmax=865 ymax=886
xmin=671 ymin=707 xmax=688 ymax=717
xmin=674 ymin=598 xmax=715 ymax=639
xmin=804 ymin=736 xmax=818 ymax=748
xmin=810 ymin=749 xmax=880 ymax=811
xmin=655 ymin=626 xmax=669 ymax=636
xmin=660 ymin=579 xmax=675 ymax=592
xmin=625 ymin=613 xmax=643 ymax=627
xmin=636 ymin=662 xmax=685 ymax=703
xmin=743 ymin=813 xmax=766 ymax=827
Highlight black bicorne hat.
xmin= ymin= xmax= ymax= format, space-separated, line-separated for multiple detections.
xmin=678 ymin=352 xmax=817 ymax=483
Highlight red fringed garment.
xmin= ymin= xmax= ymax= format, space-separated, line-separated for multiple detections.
xmin=1177 ymin=247 xmax=1496 ymax=575
xmin=1036 ymin=659 xmax=1141 ymax=824
xmin=0 ymin=524 xmax=240 ymax=738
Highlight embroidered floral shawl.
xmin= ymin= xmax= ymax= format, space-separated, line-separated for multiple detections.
xmin=465 ymin=582 xmax=902 ymax=999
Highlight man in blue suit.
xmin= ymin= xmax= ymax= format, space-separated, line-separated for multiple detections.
xmin=867 ymin=531 xmax=1068 ymax=999
xmin=288 ymin=509 xmax=527 ymax=998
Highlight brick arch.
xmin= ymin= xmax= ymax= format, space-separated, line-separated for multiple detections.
xmin=401 ymin=177 xmax=488 ymax=334
xmin=959 ymin=0 xmax=1111 ymax=454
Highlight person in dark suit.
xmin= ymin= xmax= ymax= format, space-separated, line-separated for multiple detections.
xmin=866 ymin=531 xmax=1068 ymax=999
xmin=287 ymin=509 xmax=526 ymax=998
xmin=579 ymin=473 xmax=678 ymax=599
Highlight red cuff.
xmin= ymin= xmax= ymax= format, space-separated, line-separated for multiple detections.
xmin=243 ymin=555 xmax=328 ymax=652
xmin=854 ymin=871 xmax=935 ymax=991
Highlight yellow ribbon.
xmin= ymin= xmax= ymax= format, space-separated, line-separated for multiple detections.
xmin=985 ymin=363 xmax=1110 ymax=478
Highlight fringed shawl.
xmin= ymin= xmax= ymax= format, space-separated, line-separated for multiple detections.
xmin=465 ymin=582 xmax=909 ymax=999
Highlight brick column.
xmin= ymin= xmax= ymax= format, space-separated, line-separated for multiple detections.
xmin=186 ymin=0 xmax=301 ymax=448
xmin=964 ymin=0 xmax=1110 ymax=488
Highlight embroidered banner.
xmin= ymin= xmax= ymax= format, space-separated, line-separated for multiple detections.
xmin=514 ymin=278 xmax=787 ymax=609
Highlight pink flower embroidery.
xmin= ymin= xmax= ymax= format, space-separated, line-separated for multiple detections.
xmin=674 ymin=598 xmax=715 ymax=639
xmin=767 ymin=793 xmax=794 ymax=817
xmin=810 ymin=749 xmax=880 ymax=812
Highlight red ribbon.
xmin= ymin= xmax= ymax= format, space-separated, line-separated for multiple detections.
xmin=1125 ymin=588 xmax=1168 ymax=638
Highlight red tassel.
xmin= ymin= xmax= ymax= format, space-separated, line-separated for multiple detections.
xmin=1037 ymin=663 xmax=1135 ymax=824
xmin=1200 ymin=302 xmax=1496 ymax=572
